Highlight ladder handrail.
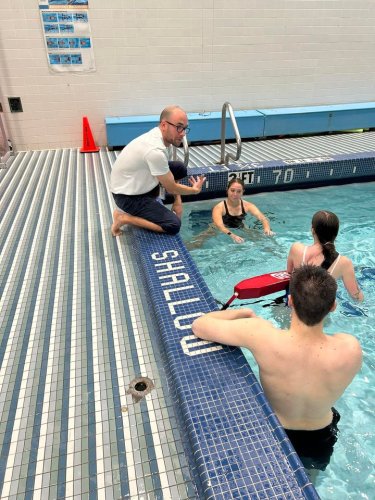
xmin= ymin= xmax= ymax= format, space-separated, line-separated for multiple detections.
xmin=219 ymin=102 xmax=242 ymax=166
xmin=173 ymin=135 xmax=189 ymax=167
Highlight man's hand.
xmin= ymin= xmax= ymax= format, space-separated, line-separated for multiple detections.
xmin=188 ymin=175 xmax=206 ymax=194
xmin=192 ymin=307 xmax=259 ymax=347
xmin=158 ymin=172 xmax=206 ymax=196
xmin=263 ymin=228 xmax=275 ymax=236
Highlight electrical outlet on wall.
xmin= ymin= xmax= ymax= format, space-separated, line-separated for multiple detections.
xmin=8 ymin=97 xmax=23 ymax=113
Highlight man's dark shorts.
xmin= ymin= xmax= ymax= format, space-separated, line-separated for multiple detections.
xmin=284 ymin=408 xmax=341 ymax=471
xmin=112 ymin=161 xmax=187 ymax=236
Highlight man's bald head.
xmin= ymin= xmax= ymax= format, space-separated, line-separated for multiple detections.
xmin=159 ymin=105 xmax=186 ymax=123
xmin=159 ymin=105 xmax=188 ymax=147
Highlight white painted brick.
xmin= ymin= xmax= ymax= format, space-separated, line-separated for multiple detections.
xmin=1 ymin=0 xmax=375 ymax=149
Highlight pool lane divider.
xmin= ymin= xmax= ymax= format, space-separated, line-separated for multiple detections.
xmin=130 ymin=228 xmax=320 ymax=499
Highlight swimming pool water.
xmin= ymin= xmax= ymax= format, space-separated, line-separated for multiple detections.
xmin=181 ymin=182 xmax=375 ymax=500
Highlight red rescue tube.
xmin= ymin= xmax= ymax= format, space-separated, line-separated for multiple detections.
xmin=234 ymin=271 xmax=290 ymax=299
xmin=221 ymin=271 xmax=290 ymax=309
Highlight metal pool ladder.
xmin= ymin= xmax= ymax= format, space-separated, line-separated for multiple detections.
xmin=173 ymin=135 xmax=189 ymax=167
xmin=173 ymin=102 xmax=242 ymax=168
xmin=218 ymin=101 xmax=242 ymax=166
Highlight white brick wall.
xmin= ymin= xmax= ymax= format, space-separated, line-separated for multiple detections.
xmin=0 ymin=0 xmax=374 ymax=150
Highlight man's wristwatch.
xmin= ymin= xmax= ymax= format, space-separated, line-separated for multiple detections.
xmin=227 ymin=231 xmax=232 ymax=236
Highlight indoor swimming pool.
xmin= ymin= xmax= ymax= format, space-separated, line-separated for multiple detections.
xmin=1 ymin=145 xmax=373 ymax=498
xmin=182 ymin=182 xmax=375 ymax=500
xmin=2 ymin=146 xmax=327 ymax=499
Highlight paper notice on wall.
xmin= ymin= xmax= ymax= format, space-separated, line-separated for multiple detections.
xmin=39 ymin=1 xmax=95 ymax=73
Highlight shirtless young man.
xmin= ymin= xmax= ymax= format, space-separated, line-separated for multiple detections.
xmin=110 ymin=105 xmax=206 ymax=236
xmin=192 ymin=265 xmax=362 ymax=470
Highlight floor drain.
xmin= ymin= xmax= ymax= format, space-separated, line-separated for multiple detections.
xmin=127 ymin=376 xmax=154 ymax=403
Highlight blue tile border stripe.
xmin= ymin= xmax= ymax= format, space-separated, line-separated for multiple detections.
xmin=56 ymin=149 xmax=76 ymax=499
xmin=130 ymin=229 xmax=320 ymax=499
xmin=88 ymin=153 xmax=131 ymax=499
xmin=0 ymin=150 xmax=64 ymax=490
xmin=24 ymin=150 xmax=71 ymax=499
xmin=81 ymin=154 xmax=98 ymax=499
xmin=178 ymin=150 xmax=375 ymax=199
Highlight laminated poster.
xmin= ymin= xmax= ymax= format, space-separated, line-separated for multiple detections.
xmin=39 ymin=1 xmax=95 ymax=73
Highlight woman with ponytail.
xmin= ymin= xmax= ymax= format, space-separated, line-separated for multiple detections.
xmin=287 ymin=211 xmax=363 ymax=301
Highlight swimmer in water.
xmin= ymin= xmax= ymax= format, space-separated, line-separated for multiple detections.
xmin=287 ymin=210 xmax=364 ymax=301
xmin=187 ymin=178 xmax=274 ymax=249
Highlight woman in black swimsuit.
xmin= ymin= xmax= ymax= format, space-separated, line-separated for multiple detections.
xmin=186 ymin=178 xmax=273 ymax=249
xmin=212 ymin=178 xmax=273 ymax=243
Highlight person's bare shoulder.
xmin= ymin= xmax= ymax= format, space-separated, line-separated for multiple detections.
xmin=242 ymin=200 xmax=256 ymax=210
xmin=332 ymin=332 xmax=361 ymax=348
xmin=287 ymin=241 xmax=305 ymax=259
xmin=291 ymin=241 xmax=304 ymax=251
xmin=330 ymin=332 xmax=362 ymax=370
xmin=287 ymin=242 xmax=304 ymax=272
xmin=330 ymin=254 xmax=352 ymax=277
xmin=242 ymin=200 xmax=264 ymax=217
xmin=212 ymin=200 xmax=224 ymax=213
xmin=240 ymin=317 xmax=285 ymax=353
xmin=335 ymin=254 xmax=352 ymax=268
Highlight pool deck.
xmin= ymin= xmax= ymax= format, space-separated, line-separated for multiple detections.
xmin=3 ymin=133 xmax=373 ymax=499
xmin=0 ymin=150 xmax=196 ymax=499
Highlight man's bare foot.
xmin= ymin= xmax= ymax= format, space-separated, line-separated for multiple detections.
xmin=111 ymin=223 xmax=123 ymax=237
xmin=111 ymin=209 xmax=125 ymax=236
xmin=111 ymin=208 xmax=164 ymax=234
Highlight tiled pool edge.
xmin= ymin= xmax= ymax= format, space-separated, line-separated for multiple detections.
xmin=177 ymin=150 xmax=375 ymax=200
xmin=130 ymin=228 xmax=320 ymax=499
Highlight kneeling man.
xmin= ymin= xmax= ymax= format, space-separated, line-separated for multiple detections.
xmin=110 ymin=105 xmax=205 ymax=236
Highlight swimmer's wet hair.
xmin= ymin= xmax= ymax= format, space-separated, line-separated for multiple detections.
xmin=290 ymin=265 xmax=337 ymax=326
xmin=312 ymin=211 xmax=339 ymax=268
xmin=227 ymin=177 xmax=245 ymax=190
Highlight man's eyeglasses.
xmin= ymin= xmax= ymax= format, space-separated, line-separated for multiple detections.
xmin=165 ymin=120 xmax=190 ymax=134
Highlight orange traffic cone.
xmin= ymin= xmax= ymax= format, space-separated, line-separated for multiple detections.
xmin=80 ymin=116 xmax=100 ymax=153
